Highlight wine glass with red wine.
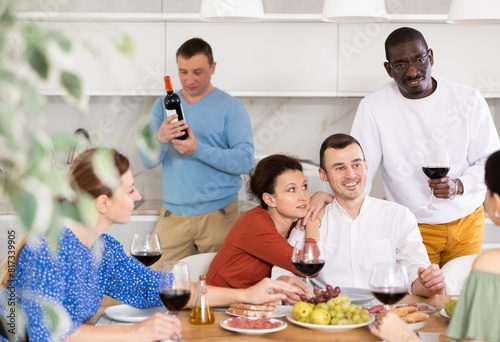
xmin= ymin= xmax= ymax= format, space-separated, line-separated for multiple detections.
xmin=159 ymin=261 xmax=191 ymax=341
xmin=130 ymin=232 xmax=162 ymax=266
xmin=369 ymin=263 xmax=409 ymax=313
xmin=291 ymin=239 xmax=325 ymax=297
xmin=421 ymin=151 xmax=450 ymax=210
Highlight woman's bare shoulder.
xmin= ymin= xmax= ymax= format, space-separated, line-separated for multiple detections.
xmin=472 ymin=249 xmax=500 ymax=275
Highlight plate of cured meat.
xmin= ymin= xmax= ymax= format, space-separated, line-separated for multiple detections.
xmin=220 ymin=317 xmax=287 ymax=335
xmin=363 ymin=303 xmax=439 ymax=315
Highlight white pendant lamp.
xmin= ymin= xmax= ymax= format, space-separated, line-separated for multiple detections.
xmin=200 ymin=0 xmax=265 ymax=22
xmin=321 ymin=0 xmax=387 ymax=22
xmin=448 ymin=0 xmax=500 ymax=24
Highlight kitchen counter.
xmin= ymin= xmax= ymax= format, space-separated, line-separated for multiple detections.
xmin=132 ymin=199 xmax=163 ymax=215
xmin=0 ymin=199 xmax=164 ymax=216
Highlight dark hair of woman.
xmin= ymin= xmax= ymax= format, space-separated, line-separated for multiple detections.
xmin=485 ymin=150 xmax=500 ymax=197
xmin=248 ymin=154 xmax=303 ymax=210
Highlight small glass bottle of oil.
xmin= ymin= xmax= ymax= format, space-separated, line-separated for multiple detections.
xmin=190 ymin=275 xmax=215 ymax=324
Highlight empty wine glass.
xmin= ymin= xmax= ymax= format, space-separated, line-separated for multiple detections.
xmin=130 ymin=232 xmax=162 ymax=266
xmin=159 ymin=261 xmax=191 ymax=342
xmin=369 ymin=263 xmax=409 ymax=313
xmin=291 ymin=239 xmax=325 ymax=297
xmin=421 ymin=151 xmax=450 ymax=210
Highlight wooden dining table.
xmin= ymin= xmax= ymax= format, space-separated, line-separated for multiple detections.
xmin=89 ymin=294 xmax=453 ymax=341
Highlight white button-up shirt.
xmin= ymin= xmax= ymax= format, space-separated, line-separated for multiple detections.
xmin=272 ymin=196 xmax=431 ymax=293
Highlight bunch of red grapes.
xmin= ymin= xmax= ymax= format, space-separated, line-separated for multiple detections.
xmin=300 ymin=284 xmax=341 ymax=304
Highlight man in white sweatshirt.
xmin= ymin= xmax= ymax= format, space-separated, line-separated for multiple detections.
xmin=350 ymin=27 xmax=500 ymax=268
xmin=272 ymin=134 xmax=445 ymax=302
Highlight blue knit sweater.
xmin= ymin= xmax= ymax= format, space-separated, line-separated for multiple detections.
xmin=140 ymin=88 xmax=254 ymax=215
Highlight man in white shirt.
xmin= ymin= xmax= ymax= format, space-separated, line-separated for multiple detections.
xmin=273 ymin=134 xmax=445 ymax=301
xmin=350 ymin=27 xmax=500 ymax=268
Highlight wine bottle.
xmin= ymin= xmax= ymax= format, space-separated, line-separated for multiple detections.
xmin=163 ymin=76 xmax=188 ymax=140
xmin=189 ymin=275 xmax=215 ymax=325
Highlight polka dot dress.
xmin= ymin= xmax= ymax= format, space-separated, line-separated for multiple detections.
xmin=0 ymin=227 xmax=173 ymax=341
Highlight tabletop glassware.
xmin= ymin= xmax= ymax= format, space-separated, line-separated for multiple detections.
xmin=130 ymin=232 xmax=162 ymax=266
xmin=421 ymin=151 xmax=450 ymax=210
xmin=369 ymin=263 xmax=409 ymax=313
xmin=159 ymin=261 xmax=191 ymax=341
xmin=291 ymin=239 xmax=325 ymax=297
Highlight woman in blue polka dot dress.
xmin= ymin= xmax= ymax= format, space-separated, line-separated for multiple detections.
xmin=0 ymin=148 xmax=296 ymax=342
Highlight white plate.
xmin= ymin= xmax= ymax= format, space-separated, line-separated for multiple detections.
xmin=408 ymin=320 xmax=425 ymax=330
xmin=440 ymin=308 xmax=451 ymax=320
xmin=225 ymin=305 xmax=293 ymax=318
xmin=286 ymin=312 xmax=375 ymax=332
xmin=220 ymin=317 xmax=287 ymax=335
xmin=104 ymin=304 xmax=167 ymax=323
xmin=340 ymin=287 xmax=374 ymax=305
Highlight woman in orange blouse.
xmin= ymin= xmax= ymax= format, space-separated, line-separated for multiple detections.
xmin=206 ymin=154 xmax=321 ymax=302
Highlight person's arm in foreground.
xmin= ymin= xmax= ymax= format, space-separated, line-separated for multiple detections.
xmin=199 ymin=278 xmax=299 ymax=306
xmin=370 ymin=312 xmax=420 ymax=342
xmin=65 ymin=314 xmax=182 ymax=342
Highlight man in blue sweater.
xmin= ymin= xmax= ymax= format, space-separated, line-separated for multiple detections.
xmin=140 ymin=38 xmax=254 ymax=264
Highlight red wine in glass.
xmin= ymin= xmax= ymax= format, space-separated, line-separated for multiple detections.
xmin=421 ymin=152 xmax=450 ymax=211
xmin=370 ymin=286 xmax=407 ymax=305
xmin=131 ymin=251 xmax=162 ymax=267
xmin=159 ymin=261 xmax=191 ymax=342
xmin=422 ymin=167 xmax=450 ymax=179
xmin=130 ymin=233 xmax=162 ymax=266
xmin=292 ymin=239 xmax=325 ymax=297
xmin=292 ymin=260 xmax=325 ymax=277
xmin=369 ymin=263 xmax=409 ymax=313
xmin=159 ymin=289 xmax=191 ymax=314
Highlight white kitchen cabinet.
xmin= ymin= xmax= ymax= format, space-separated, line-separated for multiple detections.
xmin=18 ymin=13 xmax=500 ymax=97
xmin=166 ymin=22 xmax=339 ymax=96
xmin=36 ymin=21 xmax=165 ymax=95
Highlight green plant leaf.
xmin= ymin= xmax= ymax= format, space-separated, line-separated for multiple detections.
xmin=115 ymin=35 xmax=134 ymax=56
xmin=15 ymin=177 xmax=53 ymax=233
xmin=60 ymin=71 xmax=82 ymax=100
xmin=136 ymin=115 xmax=160 ymax=161
xmin=92 ymin=148 xmax=120 ymax=192
xmin=39 ymin=299 xmax=71 ymax=338
xmin=75 ymin=191 xmax=98 ymax=228
xmin=31 ymin=132 xmax=54 ymax=175
xmin=21 ymin=23 xmax=47 ymax=47
xmin=15 ymin=186 xmax=37 ymax=232
xmin=26 ymin=44 xmax=49 ymax=79
xmin=48 ymin=30 xmax=72 ymax=53
xmin=0 ymin=1 xmax=15 ymax=29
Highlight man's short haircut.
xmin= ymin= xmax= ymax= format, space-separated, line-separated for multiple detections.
xmin=176 ymin=37 xmax=214 ymax=65
xmin=385 ymin=27 xmax=429 ymax=62
xmin=319 ymin=134 xmax=365 ymax=170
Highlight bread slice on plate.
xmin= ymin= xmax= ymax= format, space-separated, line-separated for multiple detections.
xmin=228 ymin=300 xmax=282 ymax=317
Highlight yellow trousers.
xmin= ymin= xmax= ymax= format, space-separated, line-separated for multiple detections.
xmin=418 ymin=205 xmax=484 ymax=268
xmin=152 ymin=200 xmax=240 ymax=270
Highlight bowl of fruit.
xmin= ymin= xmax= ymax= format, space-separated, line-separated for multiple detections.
xmin=287 ymin=285 xmax=375 ymax=331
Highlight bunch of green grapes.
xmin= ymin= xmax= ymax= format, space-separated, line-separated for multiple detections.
xmin=326 ymin=295 xmax=371 ymax=325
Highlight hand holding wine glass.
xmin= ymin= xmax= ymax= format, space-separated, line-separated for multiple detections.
xmin=291 ymin=239 xmax=325 ymax=297
xmin=421 ymin=151 xmax=450 ymax=210
xmin=130 ymin=232 xmax=162 ymax=266
xmin=369 ymin=263 xmax=409 ymax=313
xmin=159 ymin=261 xmax=191 ymax=342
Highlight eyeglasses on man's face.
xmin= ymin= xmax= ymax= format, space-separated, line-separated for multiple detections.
xmin=388 ymin=49 xmax=431 ymax=74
